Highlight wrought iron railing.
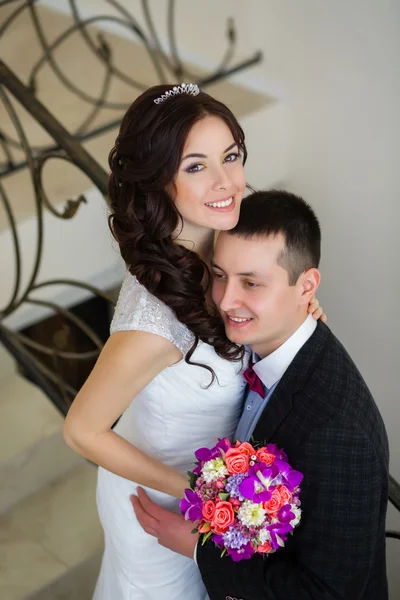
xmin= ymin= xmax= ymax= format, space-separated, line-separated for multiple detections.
xmin=0 ymin=0 xmax=262 ymax=178
xmin=0 ymin=0 xmax=262 ymax=415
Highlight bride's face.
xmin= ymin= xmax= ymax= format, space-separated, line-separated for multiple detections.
xmin=171 ymin=116 xmax=246 ymax=233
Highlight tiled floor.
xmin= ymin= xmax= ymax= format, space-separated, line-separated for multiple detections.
xmin=0 ymin=461 xmax=103 ymax=599
xmin=5 ymin=463 xmax=103 ymax=569
xmin=0 ymin=517 xmax=68 ymax=600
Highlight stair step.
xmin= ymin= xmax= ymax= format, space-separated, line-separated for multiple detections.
xmin=0 ymin=344 xmax=17 ymax=384
xmin=25 ymin=551 xmax=102 ymax=600
xmin=0 ymin=462 xmax=103 ymax=600
xmin=0 ymin=375 xmax=83 ymax=515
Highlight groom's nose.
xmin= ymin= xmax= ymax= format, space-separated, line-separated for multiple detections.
xmin=218 ymin=281 xmax=242 ymax=313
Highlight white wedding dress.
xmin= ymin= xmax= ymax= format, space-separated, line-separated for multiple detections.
xmin=93 ymin=271 xmax=246 ymax=600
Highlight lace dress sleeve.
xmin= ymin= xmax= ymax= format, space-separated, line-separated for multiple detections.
xmin=110 ymin=271 xmax=195 ymax=356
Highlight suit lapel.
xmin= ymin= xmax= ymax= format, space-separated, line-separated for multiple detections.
xmin=253 ymin=379 xmax=293 ymax=443
xmin=252 ymin=321 xmax=331 ymax=444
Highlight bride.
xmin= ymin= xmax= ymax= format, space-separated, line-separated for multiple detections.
xmin=63 ymin=83 xmax=323 ymax=599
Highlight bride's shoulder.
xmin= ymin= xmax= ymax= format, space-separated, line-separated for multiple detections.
xmin=110 ymin=270 xmax=194 ymax=355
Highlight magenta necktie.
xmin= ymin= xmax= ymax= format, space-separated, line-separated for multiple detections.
xmin=243 ymin=363 xmax=265 ymax=399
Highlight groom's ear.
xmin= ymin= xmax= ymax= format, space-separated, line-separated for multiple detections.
xmin=298 ymin=268 xmax=321 ymax=305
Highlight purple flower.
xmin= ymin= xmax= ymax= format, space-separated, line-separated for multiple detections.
xmin=239 ymin=464 xmax=282 ymax=503
xmin=211 ymin=533 xmax=225 ymax=548
xmin=267 ymin=522 xmax=293 ymax=551
xmin=277 ymin=504 xmax=295 ymax=523
xmin=194 ymin=438 xmax=232 ymax=463
xmin=239 ymin=474 xmax=271 ymax=504
xmin=179 ymin=489 xmax=202 ymax=521
xmin=266 ymin=443 xmax=288 ymax=462
xmin=273 ymin=459 xmax=303 ymax=492
xmin=223 ymin=526 xmax=250 ymax=549
xmin=227 ymin=542 xmax=255 ymax=562
xmin=225 ymin=474 xmax=247 ymax=499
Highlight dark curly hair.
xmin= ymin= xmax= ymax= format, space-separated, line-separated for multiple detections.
xmin=108 ymin=84 xmax=247 ymax=381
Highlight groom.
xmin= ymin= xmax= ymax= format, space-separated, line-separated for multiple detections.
xmin=132 ymin=190 xmax=389 ymax=599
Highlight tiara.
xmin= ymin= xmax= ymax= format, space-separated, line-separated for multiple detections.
xmin=153 ymin=82 xmax=200 ymax=104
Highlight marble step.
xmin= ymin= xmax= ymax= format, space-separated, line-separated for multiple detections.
xmin=0 ymin=462 xmax=103 ymax=600
xmin=0 ymin=374 xmax=83 ymax=515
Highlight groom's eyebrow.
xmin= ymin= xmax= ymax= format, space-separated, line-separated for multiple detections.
xmin=211 ymin=262 xmax=260 ymax=277
xmin=211 ymin=261 xmax=224 ymax=271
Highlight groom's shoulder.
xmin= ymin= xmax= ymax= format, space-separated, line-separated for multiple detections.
xmin=309 ymin=321 xmax=367 ymax=388
xmin=304 ymin=323 xmax=387 ymax=445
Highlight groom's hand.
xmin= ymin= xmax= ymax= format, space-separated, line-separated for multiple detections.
xmin=131 ymin=487 xmax=199 ymax=559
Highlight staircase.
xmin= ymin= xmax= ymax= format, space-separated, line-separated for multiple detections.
xmin=0 ymin=345 xmax=103 ymax=599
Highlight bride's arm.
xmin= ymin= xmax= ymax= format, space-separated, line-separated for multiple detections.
xmin=63 ymin=329 xmax=187 ymax=499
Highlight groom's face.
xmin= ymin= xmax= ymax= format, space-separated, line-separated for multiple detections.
xmin=211 ymin=232 xmax=310 ymax=358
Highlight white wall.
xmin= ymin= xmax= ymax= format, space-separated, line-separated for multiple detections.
xmin=244 ymin=0 xmax=400 ymax=477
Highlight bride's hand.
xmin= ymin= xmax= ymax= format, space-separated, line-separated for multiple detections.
xmin=308 ymin=296 xmax=327 ymax=323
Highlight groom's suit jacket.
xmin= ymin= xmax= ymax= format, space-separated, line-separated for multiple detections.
xmin=197 ymin=322 xmax=389 ymax=600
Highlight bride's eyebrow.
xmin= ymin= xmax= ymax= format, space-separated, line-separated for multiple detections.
xmin=181 ymin=142 xmax=238 ymax=162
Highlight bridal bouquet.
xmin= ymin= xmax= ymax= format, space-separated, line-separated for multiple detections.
xmin=180 ymin=439 xmax=303 ymax=562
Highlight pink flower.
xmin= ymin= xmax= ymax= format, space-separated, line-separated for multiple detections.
xmin=234 ymin=441 xmax=256 ymax=457
xmin=229 ymin=497 xmax=241 ymax=508
xmin=257 ymin=541 xmax=272 ymax=554
xmin=256 ymin=448 xmax=276 ymax=466
xmin=277 ymin=485 xmax=292 ymax=505
xmin=225 ymin=449 xmax=249 ymax=475
xmin=202 ymin=500 xmax=216 ymax=521
xmin=263 ymin=489 xmax=284 ymax=515
xmin=211 ymin=501 xmax=235 ymax=533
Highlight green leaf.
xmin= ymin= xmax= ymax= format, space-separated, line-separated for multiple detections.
xmin=218 ymin=492 xmax=230 ymax=501
xmin=187 ymin=471 xmax=198 ymax=490
xmin=220 ymin=548 xmax=227 ymax=557
xmin=201 ymin=530 xmax=213 ymax=545
xmin=191 ymin=528 xmax=199 ymax=534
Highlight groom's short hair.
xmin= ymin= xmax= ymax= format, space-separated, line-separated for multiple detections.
xmin=229 ymin=190 xmax=321 ymax=285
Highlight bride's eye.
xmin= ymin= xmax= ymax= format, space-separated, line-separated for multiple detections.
xmin=186 ymin=163 xmax=205 ymax=173
xmin=224 ymin=152 xmax=242 ymax=163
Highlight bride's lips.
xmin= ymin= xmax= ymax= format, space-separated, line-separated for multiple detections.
xmin=205 ymin=196 xmax=236 ymax=212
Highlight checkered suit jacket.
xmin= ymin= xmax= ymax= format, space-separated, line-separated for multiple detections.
xmin=197 ymin=322 xmax=389 ymax=599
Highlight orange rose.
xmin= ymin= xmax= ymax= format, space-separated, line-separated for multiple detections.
xmin=257 ymin=541 xmax=272 ymax=554
xmin=225 ymin=448 xmax=249 ymax=474
xmin=256 ymin=448 xmax=276 ymax=467
xmin=234 ymin=441 xmax=256 ymax=457
xmin=211 ymin=501 xmax=235 ymax=533
xmin=202 ymin=500 xmax=216 ymax=521
xmin=277 ymin=485 xmax=292 ymax=505
xmin=198 ymin=521 xmax=211 ymax=533
xmin=263 ymin=489 xmax=284 ymax=515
